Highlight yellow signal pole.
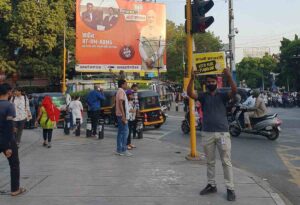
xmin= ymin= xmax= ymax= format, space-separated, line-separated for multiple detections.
xmin=62 ymin=26 xmax=67 ymax=94
xmin=186 ymin=0 xmax=197 ymax=159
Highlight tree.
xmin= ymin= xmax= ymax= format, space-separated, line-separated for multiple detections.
xmin=0 ymin=0 xmax=11 ymax=21
xmin=0 ymin=0 xmax=76 ymax=79
xmin=0 ymin=0 xmax=14 ymax=73
xmin=9 ymin=0 xmax=66 ymax=55
xmin=166 ymin=20 xmax=222 ymax=82
xmin=236 ymin=54 xmax=278 ymax=89
xmin=166 ymin=21 xmax=185 ymax=82
xmin=278 ymin=35 xmax=300 ymax=91
xmin=193 ymin=32 xmax=223 ymax=53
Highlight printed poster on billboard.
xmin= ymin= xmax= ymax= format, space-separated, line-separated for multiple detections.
xmin=76 ymin=0 xmax=166 ymax=73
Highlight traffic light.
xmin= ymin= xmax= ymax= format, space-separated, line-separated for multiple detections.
xmin=190 ymin=0 xmax=214 ymax=34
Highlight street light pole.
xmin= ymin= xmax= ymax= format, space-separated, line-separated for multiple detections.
xmin=228 ymin=0 xmax=236 ymax=82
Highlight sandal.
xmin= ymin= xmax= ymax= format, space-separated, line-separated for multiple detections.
xmin=127 ymin=146 xmax=132 ymax=150
xmin=11 ymin=187 xmax=26 ymax=196
xmin=130 ymin=144 xmax=136 ymax=148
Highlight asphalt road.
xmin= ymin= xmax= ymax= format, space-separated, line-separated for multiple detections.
xmin=158 ymin=107 xmax=300 ymax=205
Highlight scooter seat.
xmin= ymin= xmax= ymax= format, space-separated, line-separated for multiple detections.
xmin=250 ymin=114 xmax=277 ymax=124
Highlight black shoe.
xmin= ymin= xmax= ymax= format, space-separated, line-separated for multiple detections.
xmin=227 ymin=189 xmax=236 ymax=201
xmin=200 ymin=184 xmax=217 ymax=195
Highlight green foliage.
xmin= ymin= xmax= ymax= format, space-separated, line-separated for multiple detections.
xmin=0 ymin=0 xmax=11 ymax=22
xmin=0 ymin=56 xmax=15 ymax=73
xmin=278 ymin=35 xmax=300 ymax=91
xmin=137 ymin=84 xmax=151 ymax=90
xmin=166 ymin=20 xmax=222 ymax=83
xmin=0 ymin=0 xmax=75 ymax=79
xmin=9 ymin=0 xmax=66 ymax=54
xmin=70 ymin=90 xmax=91 ymax=108
xmin=237 ymin=55 xmax=278 ymax=89
xmin=237 ymin=35 xmax=300 ymax=91
xmin=193 ymin=32 xmax=223 ymax=53
xmin=17 ymin=56 xmax=61 ymax=79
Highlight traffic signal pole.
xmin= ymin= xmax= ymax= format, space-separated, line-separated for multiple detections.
xmin=62 ymin=25 xmax=67 ymax=94
xmin=186 ymin=0 xmax=197 ymax=159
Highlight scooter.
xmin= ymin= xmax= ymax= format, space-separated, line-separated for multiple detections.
xmin=229 ymin=105 xmax=282 ymax=141
xmin=181 ymin=110 xmax=202 ymax=134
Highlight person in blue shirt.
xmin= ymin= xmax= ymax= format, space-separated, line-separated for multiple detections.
xmin=0 ymin=83 xmax=26 ymax=196
xmin=86 ymin=85 xmax=105 ymax=137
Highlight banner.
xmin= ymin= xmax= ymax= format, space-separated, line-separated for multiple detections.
xmin=193 ymin=52 xmax=226 ymax=75
xmin=76 ymin=0 xmax=166 ymax=73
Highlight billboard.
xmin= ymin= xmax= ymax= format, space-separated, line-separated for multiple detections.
xmin=193 ymin=52 xmax=226 ymax=75
xmin=243 ymin=47 xmax=271 ymax=58
xmin=76 ymin=0 xmax=166 ymax=73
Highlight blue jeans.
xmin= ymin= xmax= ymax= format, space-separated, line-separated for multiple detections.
xmin=116 ymin=116 xmax=129 ymax=153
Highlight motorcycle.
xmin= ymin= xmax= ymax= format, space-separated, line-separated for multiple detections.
xmin=181 ymin=110 xmax=202 ymax=134
xmin=229 ymin=105 xmax=282 ymax=141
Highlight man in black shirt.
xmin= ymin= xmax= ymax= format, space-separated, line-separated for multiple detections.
xmin=187 ymin=69 xmax=237 ymax=201
xmin=0 ymin=83 xmax=26 ymax=196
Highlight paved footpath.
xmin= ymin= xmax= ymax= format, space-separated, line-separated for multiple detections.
xmin=0 ymin=128 xmax=287 ymax=205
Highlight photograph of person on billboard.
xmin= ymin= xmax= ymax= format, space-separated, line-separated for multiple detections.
xmin=80 ymin=0 xmax=119 ymax=31
xmin=81 ymin=2 xmax=103 ymax=30
xmin=103 ymin=7 xmax=118 ymax=30
xmin=139 ymin=9 xmax=166 ymax=70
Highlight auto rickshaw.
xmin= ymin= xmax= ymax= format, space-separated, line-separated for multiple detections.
xmin=100 ymin=90 xmax=117 ymax=124
xmin=138 ymin=90 xmax=165 ymax=129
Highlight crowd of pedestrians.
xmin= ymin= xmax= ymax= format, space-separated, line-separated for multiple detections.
xmin=114 ymin=80 xmax=139 ymax=156
xmin=0 ymin=69 xmax=247 ymax=202
xmin=0 ymin=83 xmax=63 ymax=196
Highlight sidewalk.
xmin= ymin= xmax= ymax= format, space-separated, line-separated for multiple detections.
xmin=0 ymin=129 xmax=286 ymax=205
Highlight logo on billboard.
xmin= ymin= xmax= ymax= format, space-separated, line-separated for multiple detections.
xmin=119 ymin=45 xmax=135 ymax=60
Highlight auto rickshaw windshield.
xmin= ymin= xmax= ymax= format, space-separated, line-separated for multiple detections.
xmin=140 ymin=96 xmax=160 ymax=110
xmin=101 ymin=97 xmax=114 ymax=107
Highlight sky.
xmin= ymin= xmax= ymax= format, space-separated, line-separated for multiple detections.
xmin=157 ymin=0 xmax=300 ymax=62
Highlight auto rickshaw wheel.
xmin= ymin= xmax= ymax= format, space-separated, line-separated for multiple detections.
xmin=154 ymin=124 xmax=162 ymax=129
xmin=104 ymin=117 xmax=110 ymax=125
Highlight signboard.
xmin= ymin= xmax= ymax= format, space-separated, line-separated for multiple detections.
xmin=193 ymin=52 xmax=226 ymax=75
xmin=76 ymin=0 xmax=166 ymax=73
xmin=243 ymin=47 xmax=271 ymax=58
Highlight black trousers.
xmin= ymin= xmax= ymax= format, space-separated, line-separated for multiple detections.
xmin=0 ymin=140 xmax=20 ymax=192
xmin=89 ymin=110 xmax=100 ymax=135
xmin=13 ymin=120 xmax=26 ymax=144
xmin=127 ymin=120 xmax=137 ymax=145
xmin=43 ymin=129 xmax=53 ymax=142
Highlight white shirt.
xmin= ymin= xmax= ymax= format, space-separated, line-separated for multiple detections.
xmin=128 ymin=101 xmax=136 ymax=121
xmin=242 ymin=96 xmax=256 ymax=108
xmin=69 ymin=100 xmax=83 ymax=123
xmin=11 ymin=96 xmax=29 ymax=121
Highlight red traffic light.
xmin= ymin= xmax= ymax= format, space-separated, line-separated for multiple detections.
xmin=192 ymin=16 xmax=214 ymax=33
